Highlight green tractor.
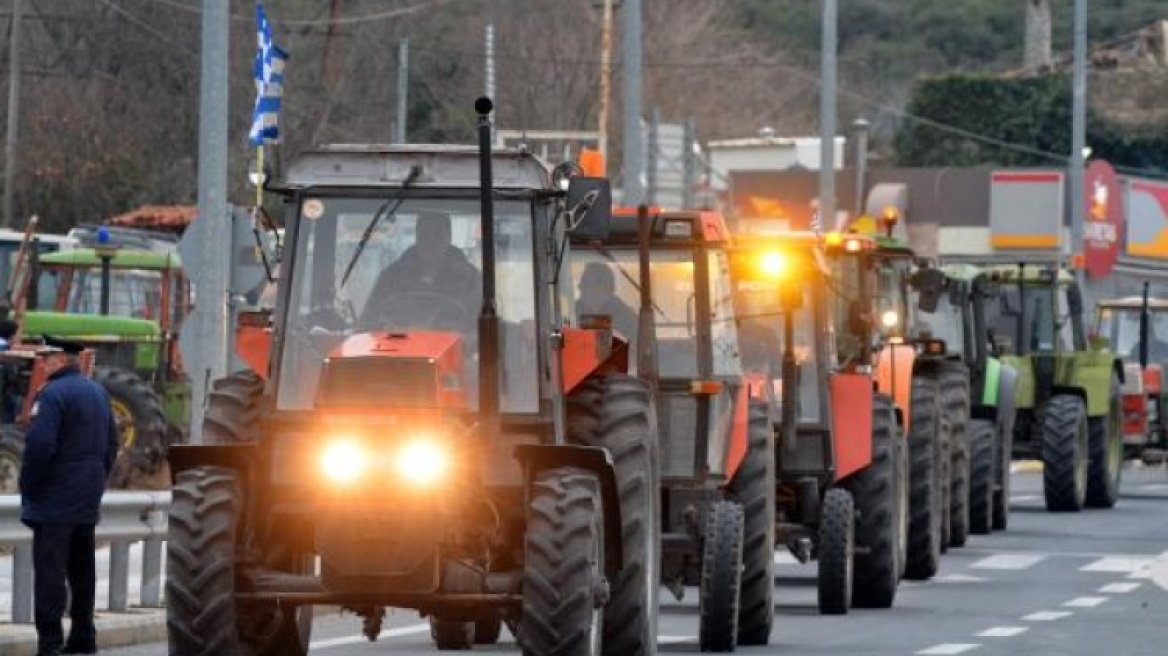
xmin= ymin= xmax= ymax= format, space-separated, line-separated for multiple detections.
xmin=985 ymin=265 xmax=1123 ymax=512
xmin=915 ymin=264 xmax=1019 ymax=531
xmin=21 ymin=240 xmax=190 ymax=486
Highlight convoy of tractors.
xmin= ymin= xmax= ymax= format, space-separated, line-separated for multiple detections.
xmin=0 ymin=98 xmax=1155 ymax=654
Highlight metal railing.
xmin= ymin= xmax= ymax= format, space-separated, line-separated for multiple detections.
xmin=1 ymin=492 xmax=170 ymax=623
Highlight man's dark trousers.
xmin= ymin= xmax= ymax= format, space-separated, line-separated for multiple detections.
xmin=33 ymin=523 xmax=97 ymax=654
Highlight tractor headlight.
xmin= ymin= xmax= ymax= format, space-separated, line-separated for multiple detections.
xmin=395 ymin=439 xmax=450 ymax=486
xmin=881 ymin=310 xmax=899 ymax=328
xmin=757 ymin=251 xmax=786 ymax=278
xmin=320 ymin=440 xmax=367 ymax=484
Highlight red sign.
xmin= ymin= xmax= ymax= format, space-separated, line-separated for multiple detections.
xmin=1083 ymin=160 xmax=1124 ymax=278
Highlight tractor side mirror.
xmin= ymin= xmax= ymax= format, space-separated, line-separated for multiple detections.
xmin=1067 ymin=284 xmax=1084 ymax=315
xmin=566 ymin=177 xmax=612 ymax=240
xmin=913 ymin=269 xmax=945 ymax=313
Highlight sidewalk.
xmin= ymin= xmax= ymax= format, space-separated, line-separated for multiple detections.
xmin=1 ymin=543 xmax=167 ymax=656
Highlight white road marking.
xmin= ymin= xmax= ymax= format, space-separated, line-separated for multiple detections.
xmin=976 ymin=627 xmax=1028 ymax=637
xmin=774 ymin=552 xmax=802 ymax=565
xmin=1081 ymin=556 xmax=1156 ymax=573
xmin=1098 ymin=582 xmax=1142 ymax=594
xmin=1149 ymin=552 xmax=1168 ymax=591
xmin=1022 ymin=611 xmax=1073 ymax=621
xmin=1063 ymin=596 xmax=1109 ymax=608
xmin=935 ymin=573 xmax=991 ymax=583
xmin=1008 ymin=494 xmax=1041 ymax=502
xmin=970 ymin=554 xmax=1045 ymax=570
xmin=1140 ymin=483 xmax=1168 ymax=491
xmin=659 ymin=635 xmax=696 ymax=644
xmin=917 ymin=644 xmax=981 ymax=655
xmin=311 ymin=623 xmax=430 ymax=649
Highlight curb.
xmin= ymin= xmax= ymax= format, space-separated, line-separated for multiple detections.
xmin=1010 ymin=460 xmax=1044 ymax=474
xmin=0 ymin=610 xmax=165 ymax=656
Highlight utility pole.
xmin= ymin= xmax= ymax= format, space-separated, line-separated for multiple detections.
xmin=191 ymin=0 xmax=231 ymax=443
xmin=819 ymin=0 xmax=838 ymax=233
xmin=4 ymin=0 xmax=23 ymax=230
xmin=852 ymin=118 xmax=870 ymax=219
xmin=621 ymin=0 xmax=644 ymax=205
xmin=1069 ymin=0 xmax=1087 ymax=281
xmin=598 ymin=0 xmax=615 ymax=164
xmin=395 ymin=39 xmax=409 ymax=143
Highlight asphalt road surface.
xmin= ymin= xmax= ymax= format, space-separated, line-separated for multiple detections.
xmin=102 ymin=465 xmax=1168 ymax=655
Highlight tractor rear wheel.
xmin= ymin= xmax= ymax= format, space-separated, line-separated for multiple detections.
xmin=567 ymin=375 xmax=659 ymax=656
xmin=905 ymin=377 xmax=944 ymax=581
xmin=519 ymin=468 xmax=605 ymax=656
xmin=204 ymin=371 xmax=265 ymax=444
xmin=698 ymin=500 xmax=744 ymax=652
xmin=817 ymin=487 xmax=854 ymax=615
xmin=167 ymin=466 xmax=310 ymax=656
xmin=1086 ymin=376 xmax=1123 ymax=509
xmin=849 ymin=393 xmax=902 ymax=608
xmin=0 ymin=426 xmax=22 ymax=493
xmin=1043 ymin=395 xmax=1089 ymax=512
xmin=728 ymin=405 xmax=775 ymax=645
xmin=967 ymin=419 xmax=996 ymax=534
xmin=940 ymin=369 xmax=970 ymax=548
xmin=95 ymin=367 xmax=167 ymax=489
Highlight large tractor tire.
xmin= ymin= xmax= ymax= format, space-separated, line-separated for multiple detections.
xmin=967 ymin=419 xmax=997 ymax=534
xmin=430 ymin=614 xmax=502 ymax=649
xmin=566 ymin=375 xmax=659 ymax=656
xmin=204 ymin=371 xmax=265 ymax=444
xmin=1043 ymin=395 xmax=1090 ymax=512
xmin=905 ymin=377 xmax=945 ymax=581
xmin=95 ymin=366 xmax=168 ymax=489
xmin=940 ymin=369 xmax=970 ymax=548
xmin=991 ymin=366 xmax=1018 ymax=531
xmin=167 ymin=466 xmax=311 ymax=656
xmin=698 ymin=500 xmax=744 ymax=653
xmin=0 ymin=426 xmax=22 ymax=493
xmin=519 ymin=468 xmax=605 ymax=656
xmin=817 ymin=487 xmax=854 ymax=615
xmin=727 ymin=405 xmax=775 ymax=645
xmin=1085 ymin=376 xmax=1123 ymax=509
xmin=848 ymin=393 xmax=902 ymax=609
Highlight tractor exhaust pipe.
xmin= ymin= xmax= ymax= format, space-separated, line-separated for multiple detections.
xmin=475 ymin=97 xmax=501 ymax=434
xmin=635 ymin=204 xmax=659 ymax=389
xmin=1139 ymin=280 xmax=1150 ymax=370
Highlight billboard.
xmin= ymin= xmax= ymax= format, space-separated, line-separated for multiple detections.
xmin=1126 ymin=177 xmax=1168 ymax=260
xmin=989 ymin=171 xmax=1064 ymax=249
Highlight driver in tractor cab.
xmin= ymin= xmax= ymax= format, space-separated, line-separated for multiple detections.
xmin=359 ymin=210 xmax=482 ymax=331
xmin=576 ymin=262 xmax=636 ymax=344
xmin=1129 ymin=315 xmax=1168 ymax=364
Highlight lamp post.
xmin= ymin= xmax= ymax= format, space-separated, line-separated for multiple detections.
xmin=1069 ymin=0 xmax=1087 ymax=282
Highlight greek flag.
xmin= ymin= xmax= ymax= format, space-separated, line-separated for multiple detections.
xmin=249 ymin=3 xmax=288 ymax=146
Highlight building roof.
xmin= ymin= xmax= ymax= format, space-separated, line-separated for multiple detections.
xmin=108 ymin=205 xmax=196 ymax=230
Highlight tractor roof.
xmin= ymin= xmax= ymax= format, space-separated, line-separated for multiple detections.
xmin=1097 ymin=296 xmax=1168 ymax=311
xmin=281 ymin=144 xmax=551 ymax=191
xmin=591 ymin=208 xmax=731 ymax=246
xmin=981 ymin=263 xmax=1076 ymax=285
xmin=40 ymin=248 xmax=182 ymax=270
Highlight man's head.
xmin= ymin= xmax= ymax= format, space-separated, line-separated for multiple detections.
xmin=415 ymin=211 xmax=453 ymax=260
xmin=578 ymin=262 xmax=617 ymax=309
xmin=42 ymin=336 xmax=83 ymax=376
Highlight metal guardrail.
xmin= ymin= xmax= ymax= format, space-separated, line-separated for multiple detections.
xmin=1 ymin=492 xmax=170 ymax=624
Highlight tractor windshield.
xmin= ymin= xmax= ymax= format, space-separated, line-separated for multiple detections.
xmin=993 ymin=283 xmax=1076 ymax=354
xmin=570 ymin=249 xmax=717 ymax=378
xmin=62 ymin=268 xmax=163 ymax=320
xmin=277 ymin=196 xmax=538 ymax=412
xmin=915 ymin=292 xmax=965 ymax=357
xmin=1102 ymin=308 xmax=1168 ymax=361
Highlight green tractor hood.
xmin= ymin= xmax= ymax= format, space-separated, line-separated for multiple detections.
xmin=22 ymin=311 xmax=161 ymax=339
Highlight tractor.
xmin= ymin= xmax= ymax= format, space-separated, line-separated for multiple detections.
xmin=571 ymin=207 xmax=775 ymax=651
xmin=914 ymin=264 xmax=1019 ymax=532
xmin=984 ymin=264 xmax=1124 ymax=511
xmin=1093 ymin=282 xmax=1168 ymax=463
xmin=729 ymin=229 xmax=908 ymax=614
xmin=164 ymin=99 xmax=661 ymax=656
xmin=20 ymin=233 xmax=190 ymax=486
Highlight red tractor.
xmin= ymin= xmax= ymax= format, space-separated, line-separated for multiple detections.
xmin=729 ymin=230 xmax=909 ymax=614
xmin=571 ymin=208 xmax=775 ymax=651
xmin=165 ymin=99 xmax=661 ymax=656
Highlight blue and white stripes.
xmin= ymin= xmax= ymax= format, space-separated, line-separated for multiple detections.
xmin=249 ymin=3 xmax=288 ymax=146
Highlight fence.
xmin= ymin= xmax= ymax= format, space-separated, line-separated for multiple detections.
xmin=0 ymin=492 xmax=170 ymax=623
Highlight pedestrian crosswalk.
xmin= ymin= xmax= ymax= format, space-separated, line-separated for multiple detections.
xmin=772 ymin=547 xmax=1167 ymax=578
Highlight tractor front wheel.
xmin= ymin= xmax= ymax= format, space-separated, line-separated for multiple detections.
xmin=967 ymin=419 xmax=996 ymax=534
xmin=1043 ymin=395 xmax=1089 ymax=512
xmin=817 ymin=487 xmax=854 ymax=615
xmin=519 ymin=468 xmax=605 ymax=656
xmin=848 ymin=393 xmax=902 ymax=608
xmin=905 ymin=377 xmax=945 ymax=581
xmin=698 ymin=500 xmax=744 ymax=653
xmin=1086 ymin=376 xmax=1123 ymax=509
xmin=728 ymin=405 xmax=775 ymax=645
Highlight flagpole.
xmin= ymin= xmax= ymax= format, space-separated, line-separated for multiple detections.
xmin=255 ymin=146 xmax=264 ymax=208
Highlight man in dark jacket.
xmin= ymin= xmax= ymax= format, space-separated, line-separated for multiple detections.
xmin=359 ymin=211 xmax=482 ymax=330
xmin=20 ymin=337 xmax=117 ymax=656
xmin=576 ymin=262 xmax=637 ymax=342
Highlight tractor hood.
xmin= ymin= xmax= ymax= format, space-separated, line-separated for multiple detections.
xmin=22 ymin=311 xmax=161 ymax=339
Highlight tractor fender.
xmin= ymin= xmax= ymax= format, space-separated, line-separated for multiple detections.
xmin=167 ymin=443 xmax=258 ymax=482
xmin=996 ymin=362 xmax=1019 ymax=438
xmin=513 ymin=444 xmax=624 ymax=579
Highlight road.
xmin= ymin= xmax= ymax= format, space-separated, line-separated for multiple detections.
xmin=96 ymin=465 xmax=1168 ymax=655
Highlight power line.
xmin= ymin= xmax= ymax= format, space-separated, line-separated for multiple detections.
xmin=132 ymin=0 xmax=456 ymax=26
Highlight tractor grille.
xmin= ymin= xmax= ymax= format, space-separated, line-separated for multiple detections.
xmin=316 ymin=357 xmax=437 ymax=408
xmin=660 ymin=393 xmax=701 ymax=479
